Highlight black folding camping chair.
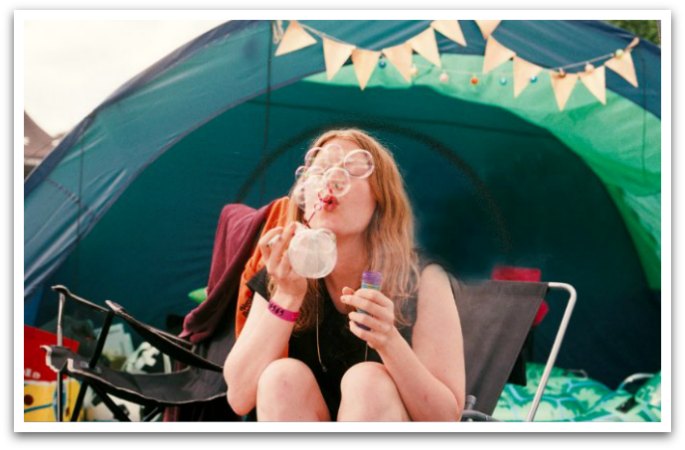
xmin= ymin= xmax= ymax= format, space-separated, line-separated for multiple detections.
xmin=452 ymin=278 xmax=577 ymax=421
xmin=41 ymin=276 xmax=576 ymax=422
xmin=42 ymin=285 xmax=238 ymax=422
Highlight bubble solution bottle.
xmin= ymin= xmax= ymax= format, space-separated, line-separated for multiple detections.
xmin=356 ymin=271 xmax=382 ymax=331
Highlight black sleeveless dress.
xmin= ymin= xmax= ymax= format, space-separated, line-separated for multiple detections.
xmin=246 ymin=265 xmax=422 ymax=420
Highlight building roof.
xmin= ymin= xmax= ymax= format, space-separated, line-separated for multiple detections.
xmin=24 ymin=112 xmax=57 ymax=163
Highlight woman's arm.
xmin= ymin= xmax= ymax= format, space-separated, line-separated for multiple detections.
xmin=223 ymin=222 xmax=307 ymax=416
xmin=345 ymin=263 xmax=465 ymax=421
xmin=223 ymin=290 xmax=300 ymax=415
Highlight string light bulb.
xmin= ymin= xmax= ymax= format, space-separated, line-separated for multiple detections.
xmin=439 ymin=71 xmax=449 ymax=83
xmin=410 ymin=64 xmax=418 ymax=77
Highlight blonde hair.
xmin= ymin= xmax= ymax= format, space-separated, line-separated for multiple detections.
xmin=271 ymin=128 xmax=420 ymax=332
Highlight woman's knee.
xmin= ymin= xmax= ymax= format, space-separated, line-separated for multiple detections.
xmin=341 ymin=362 xmax=395 ymax=396
xmin=257 ymin=358 xmax=314 ymax=401
xmin=339 ymin=362 xmax=408 ymax=420
xmin=256 ymin=358 xmax=329 ymax=421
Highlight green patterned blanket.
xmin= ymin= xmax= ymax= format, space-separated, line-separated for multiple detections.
xmin=494 ymin=363 xmax=661 ymax=422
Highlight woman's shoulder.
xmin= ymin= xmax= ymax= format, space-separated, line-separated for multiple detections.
xmin=414 ymin=250 xmax=458 ymax=300
xmin=416 ymin=250 xmax=452 ymax=278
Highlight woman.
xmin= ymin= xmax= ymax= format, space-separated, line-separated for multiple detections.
xmin=224 ymin=128 xmax=465 ymax=421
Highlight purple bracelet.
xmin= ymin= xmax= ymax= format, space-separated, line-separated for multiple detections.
xmin=267 ymin=299 xmax=300 ymax=322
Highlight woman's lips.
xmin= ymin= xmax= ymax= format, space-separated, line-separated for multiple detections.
xmin=322 ymin=194 xmax=339 ymax=212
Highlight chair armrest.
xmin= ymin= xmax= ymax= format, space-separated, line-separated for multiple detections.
xmin=105 ymin=301 xmax=191 ymax=348
xmin=526 ymin=282 xmax=577 ymax=421
xmin=104 ymin=300 xmax=223 ymax=372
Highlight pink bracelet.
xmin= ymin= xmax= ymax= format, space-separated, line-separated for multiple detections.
xmin=267 ymin=299 xmax=300 ymax=322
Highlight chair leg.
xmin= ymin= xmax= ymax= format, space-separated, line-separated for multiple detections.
xmin=56 ymin=370 xmax=64 ymax=422
xmin=88 ymin=384 xmax=132 ymax=422
xmin=69 ymin=381 xmax=90 ymax=422
xmin=142 ymin=406 xmax=162 ymax=422
xmin=56 ymin=292 xmax=66 ymax=422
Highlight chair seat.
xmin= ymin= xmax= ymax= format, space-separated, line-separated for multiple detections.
xmin=42 ymin=345 xmax=227 ymax=407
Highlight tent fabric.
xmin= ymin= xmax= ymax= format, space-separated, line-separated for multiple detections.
xmin=24 ymin=20 xmax=661 ymax=296
xmin=24 ymin=20 xmax=661 ymax=388
xmin=310 ymin=53 xmax=661 ymax=287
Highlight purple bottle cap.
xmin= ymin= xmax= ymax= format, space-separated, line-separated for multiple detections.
xmin=361 ymin=271 xmax=382 ymax=288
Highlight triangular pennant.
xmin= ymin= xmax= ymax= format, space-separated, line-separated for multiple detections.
xmin=483 ymin=37 xmax=516 ymax=74
xmin=513 ymin=56 xmax=543 ymax=97
xmin=580 ymin=65 xmax=607 ymax=105
xmin=351 ymin=48 xmax=381 ymax=90
xmin=605 ymin=50 xmax=638 ymax=87
xmin=275 ymin=21 xmax=318 ymax=56
xmin=431 ymin=20 xmax=466 ymax=46
xmin=550 ymin=71 xmax=579 ymax=111
xmin=475 ymin=20 xmax=501 ymax=39
xmin=408 ymin=28 xmax=442 ymax=67
xmin=627 ymin=37 xmax=640 ymax=49
xmin=382 ymin=42 xmax=413 ymax=82
xmin=323 ymin=37 xmax=355 ymax=80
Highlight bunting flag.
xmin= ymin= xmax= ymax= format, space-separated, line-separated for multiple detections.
xmin=513 ymin=56 xmax=543 ymax=97
xmin=550 ymin=71 xmax=579 ymax=111
xmin=382 ymin=42 xmax=413 ymax=82
xmin=323 ymin=37 xmax=355 ymax=80
xmin=580 ymin=65 xmax=607 ymax=104
xmin=605 ymin=49 xmax=639 ymax=87
xmin=431 ymin=20 xmax=466 ymax=46
xmin=271 ymin=21 xmax=640 ymax=110
xmin=275 ymin=21 xmax=318 ymax=56
xmin=483 ymin=37 xmax=516 ymax=74
xmin=351 ymin=48 xmax=381 ymax=90
xmin=408 ymin=28 xmax=442 ymax=67
xmin=475 ymin=20 xmax=501 ymax=39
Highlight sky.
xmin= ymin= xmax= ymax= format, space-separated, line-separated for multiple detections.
xmin=23 ymin=19 xmax=226 ymax=136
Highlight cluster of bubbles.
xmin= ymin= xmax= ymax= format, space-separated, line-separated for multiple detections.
xmin=292 ymin=144 xmax=375 ymax=212
xmin=286 ymin=144 xmax=375 ymax=279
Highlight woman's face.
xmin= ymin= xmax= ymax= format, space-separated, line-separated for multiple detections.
xmin=303 ymin=138 xmax=377 ymax=239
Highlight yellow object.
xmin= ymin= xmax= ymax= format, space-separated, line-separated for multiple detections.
xmin=24 ymin=379 xmax=83 ymax=422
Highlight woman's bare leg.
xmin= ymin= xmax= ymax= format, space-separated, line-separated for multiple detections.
xmin=256 ymin=358 xmax=330 ymax=421
xmin=337 ymin=362 xmax=410 ymax=421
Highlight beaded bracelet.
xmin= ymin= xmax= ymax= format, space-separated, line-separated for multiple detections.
xmin=267 ymin=299 xmax=300 ymax=322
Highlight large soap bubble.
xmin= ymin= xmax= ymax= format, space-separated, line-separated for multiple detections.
xmin=343 ymin=149 xmax=374 ymax=179
xmin=305 ymin=143 xmax=345 ymax=169
xmin=288 ymin=225 xmax=337 ymax=279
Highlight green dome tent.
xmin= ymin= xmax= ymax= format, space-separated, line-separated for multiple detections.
xmin=24 ymin=20 xmax=661 ymax=388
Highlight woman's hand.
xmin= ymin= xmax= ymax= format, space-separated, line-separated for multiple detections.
xmin=342 ymin=286 xmax=400 ymax=352
xmin=257 ymin=222 xmax=307 ymax=305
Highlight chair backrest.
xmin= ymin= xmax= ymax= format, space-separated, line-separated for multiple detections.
xmin=450 ymin=277 xmax=547 ymax=415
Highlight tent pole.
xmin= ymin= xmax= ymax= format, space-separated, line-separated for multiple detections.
xmin=258 ymin=21 xmax=275 ymax=202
